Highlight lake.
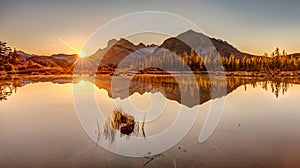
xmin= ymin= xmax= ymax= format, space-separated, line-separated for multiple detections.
xmin=1 ymin=74 xmax=300 ymax=167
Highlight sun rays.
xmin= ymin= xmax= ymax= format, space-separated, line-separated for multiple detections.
xmin=78 ymin=51 xmax=86 ymax=58
xmin=56 ymin=36 xmax=99 ymax=75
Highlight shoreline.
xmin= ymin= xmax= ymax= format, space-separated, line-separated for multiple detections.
xmin=1 ymin=70 xmax=300 ymax=78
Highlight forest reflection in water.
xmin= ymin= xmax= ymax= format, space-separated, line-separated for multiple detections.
xmin=1 ymin=74 xmax=300 ymax=167
xmin=1 ymin=74 xmax=299 ymax=106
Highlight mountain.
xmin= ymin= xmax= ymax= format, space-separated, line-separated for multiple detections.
xmin=28 ymin=56 xmax=72 ymax=68
xmin=91 ymin=29 xmax=257 ymax=68
xmin=100 ymin=38 xmax=144 ymax=66
xmin=288 ymin=53 xmax=300 ymax=58
xmin=88 ymin=38 xmax=157 ymax=67
xmin=10 ymin=52 xmax=76 ymax=72
xmin=51 ymin=54 xmax=78 ymax=63
xmin=17 ymin=51 xmax=33 ymax=60
xmin=17 ymin=30 xmax=299 ymax=70
xmin=155 ymin=30 xmax=253 ymax=58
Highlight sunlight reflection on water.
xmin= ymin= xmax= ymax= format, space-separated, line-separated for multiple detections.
xmin=0 ymin=76 xmax=300 ymax=167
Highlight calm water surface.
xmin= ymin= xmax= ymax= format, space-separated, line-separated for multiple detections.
xmin=0 ymin=75 xmax=300 ymax=167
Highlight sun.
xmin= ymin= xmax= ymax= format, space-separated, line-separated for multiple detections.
xmin=78 ymin=51 xmax=86 ymax=58
xmin=79 ymin=80 xmax=86 ymax=86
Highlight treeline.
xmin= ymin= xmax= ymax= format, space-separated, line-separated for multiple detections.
xmin=0 ymin=41 xmax=73 ymax=74
xmin=128 ymin=49 xmax=300 ymax=72
xmin=2 ymin=40 xmax=300 ymax=73
xmin=222 ymin=54 xmax=300 ymax=71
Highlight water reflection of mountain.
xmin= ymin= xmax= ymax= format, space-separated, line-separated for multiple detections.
xmin=93 ymin=75 xmax=299 ymax=107
xmin=1 ymin=75 xmax=299 ymax=107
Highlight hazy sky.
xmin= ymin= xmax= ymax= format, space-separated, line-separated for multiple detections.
xmin=0 ymin=0 xmax=300 ymax=55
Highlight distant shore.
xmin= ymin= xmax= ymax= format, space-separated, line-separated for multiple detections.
xmin=1 ymin=70 xmax=300 ymax=78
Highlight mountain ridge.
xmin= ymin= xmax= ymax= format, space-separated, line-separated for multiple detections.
xmin=16 ymin=30 xmax=300 ymax=67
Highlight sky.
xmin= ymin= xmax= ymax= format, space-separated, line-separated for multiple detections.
xmin=0 ymin=0 xmax=300 ymax=56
